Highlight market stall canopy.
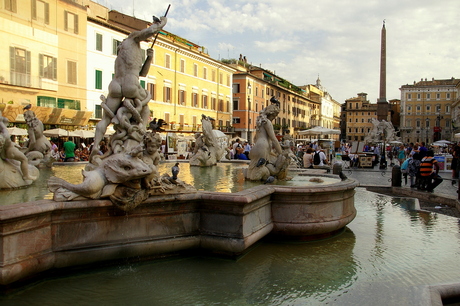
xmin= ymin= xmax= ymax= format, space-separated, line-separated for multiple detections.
xmin=43 ymin=128 xmax=78 ymax=137
xmin=455 ymin=133 xmax=460 ymax=139
xmin=72 ymin=129 xmax=95 ymax=138
xmin=432 ymin=140 xmax=452 ymax=146
xmin=298 ymin=126 xmax=340 ymax=135
xmin=7 ymin=127 xmax=28 ymax=136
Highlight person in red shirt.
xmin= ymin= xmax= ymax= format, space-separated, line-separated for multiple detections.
xmin=418 ymin=150 xmax=443 ymax=192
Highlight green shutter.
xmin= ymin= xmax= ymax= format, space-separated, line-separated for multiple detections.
xmin=74 ymin=15 xmax=79 ymax=34
xmin=95 ymin=70 xmax=102 ymax=89
xmin=140 ymin=80 xmax=145 ymax=89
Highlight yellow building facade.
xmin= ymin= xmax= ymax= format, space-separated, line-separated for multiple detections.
xmin=0 ymin=0 xmax=91 ymax=127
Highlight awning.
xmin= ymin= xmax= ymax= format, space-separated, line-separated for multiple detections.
xmin=2 ymin=104 xmax=92 ymax=126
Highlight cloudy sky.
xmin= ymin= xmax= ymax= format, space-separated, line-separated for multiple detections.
xmin=95 ymin=0 xmax=460 ymax=104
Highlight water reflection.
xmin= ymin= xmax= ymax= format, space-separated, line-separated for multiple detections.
xmin=1 ymin=189 xmax=460 ymax=304
xmin=0 ymin=162 xmax=341 ymax=206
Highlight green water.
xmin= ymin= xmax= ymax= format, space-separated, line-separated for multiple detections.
xmin=0 ymin=188 xmax=459 ymax=305
xmin=0 ymin=162 xmax=340 ymax=205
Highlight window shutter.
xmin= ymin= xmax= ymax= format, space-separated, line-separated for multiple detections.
xmin=32 ymin=0 xmax=37 ymax=20
xmin=39 ymin=54 xmax=43 ymax=77
xmin=52 ymin=57 xmax=57 ymax=80
xmin=74 ymin=15 xmax=79 ymax=34
xmin=45 ymin=3 xmax=49 ymax=24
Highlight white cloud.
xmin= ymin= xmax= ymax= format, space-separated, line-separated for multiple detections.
xmin=102 ymin=0 xmax=460 ymax=104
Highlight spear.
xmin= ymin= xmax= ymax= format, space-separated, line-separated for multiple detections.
xmin=150 ymin=4 xmax=171 ymax=49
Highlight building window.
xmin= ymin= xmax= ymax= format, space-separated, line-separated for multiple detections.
xmin=178 ymin=89 xmax=186 ymax=105
xmin=232 ymin=83 xmax=240 ymax=93
xmin=426 ymin=104 xmax=431 ymax=114
xmin=39 ymin=54 xmax=57 ymax=80
xmin=5 ymin=0 xmax=16 ymax=12
xmin=95 ymin=70 xmax=102 ymax=89
xmin=212 ymin=70 xmax=216 ymax=82
xmin=164 ymin=87 xmax=171 ymax=102
xmin=165 ymin=54 xmax=171 ymax=69
xmin=58 ymin=98 xmax=80 ymax=110
xmin=436 ymin=104 xmax=441 ymax=113
xmin=226 ymin=100 xmax=230 ymax=112
xmin=407 ymin=93 xmax=412 ymax=100
xmin=67 ymin=60 xmax=77 ymax=84
xmin=446 ymin=105 xmax=451 ymax=113
xmin=416 ymin=105 xmax=421 ymax=114
xmin=37 ymin=96 xmax=56 ymax=107
xmin=407 ymin=105 xmax=412 ymax=114
xmin=436 ymin=93 xmax=440 ymax=100
xmin=447 ymin=93 xmax=451 ymax=99
xmin=95 ymin=33 xmax=103 ymax=51
xmin=218 ymin=99 xmax=223 ymax=112
xmin=233 ymin=117 xmax=240 ymax=124
xmin=233 ymin=100 xmax=239 ymax=110
xmin=416 ymin=120 xmax=421 ymax=128
xmin=426 ymin=93 xmax=431 ymax=100
xmin=10 ymin=47 xmax=31 ymax=86
xmin=64 ymin=11 xmax=79 ymax=34
xmin=147 ymin=83 xmax=155 ymax=100
xmin=446 ymin=119 xmax=451 ymax=128
xmin=193 ymin=64 xmax=198 ymax=77
xmin=211 ymin=97 xmax=216 ymax=110
xmin=219 ymin=72 xmax=223 ymax=84
xmin=32 ymin=0 xmax=49 ymax=24
xmin=95 ymin=105 xmax=102 ymax=119
xmin=202 ymin=95 xmax=208 ymax=109
xmin=112 ymin=39 xmax=121 ymax=55
xmin=192 ymin=93 xmax=198 ymax=107
xmin=180 ymin=59 xmax=185 ymax=73
xmin=203 ymin=67 xmax=207 ymax=80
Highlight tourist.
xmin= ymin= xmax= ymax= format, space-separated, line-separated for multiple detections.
xmin=303 ymin=148 xmax=314 ymax=169
xmin=451 ymin=142 xmax=460 ymax=185
xmin=418 ymin=142 xmax=428 ymax=159
xmin=63 ymin=138 xmax=76 ymax=162
xmin=418 ymin=150 xmax=443 ymax=192
xmin=313 ymin=149 xmax=330 ymax=171
xmin=232 ymin=139 xmax=242 ymax=159
xmin=397 ymin=145 xmax=406 ymax=166
xmin=407 ymin=153 xmax=421 ymax=188
xmin=243 ymin=141 xmax=251 ymax=159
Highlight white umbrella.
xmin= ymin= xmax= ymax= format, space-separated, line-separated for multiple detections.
xmin=432 ymin=140 xmax=452 ymax=147
xmin=230 ymin=136 xmax=247 ymax=142
xmin=7 ymin=127 xmax=28 ymax=136
xmin=298 ymin=126 xmax=340 ymax=136
xmin=388 ymin=140 xmax=402 ymax=144
xmin=43 ymin=128 xmax=78 ymax=137
xmin=455 ymin=133 xmax=460 ymax=139
xmin=72 ymin=129 xmax=95 ymax=138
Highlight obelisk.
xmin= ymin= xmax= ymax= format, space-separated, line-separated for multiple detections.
xmin=377 ymin=20 xmax=389 ymax=121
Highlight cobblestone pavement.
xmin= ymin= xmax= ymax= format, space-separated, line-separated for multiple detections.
xmin=343 ymin=166 xmax=460 ymax=218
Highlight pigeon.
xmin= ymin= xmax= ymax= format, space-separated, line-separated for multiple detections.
xmin=171 ymin=163 xmax=180 ymax=180
xmin=149 ymin=118 xmax=167 ymax=132
xmin=23 ymin=103 xmax=32 ymax=111
xmin=256 ymin=158 xmax=266 ymax=167
xmin=264 ymin=176 xmax=275 ymax=184
xmin=339 ymin=171 xmax=348 ymax=181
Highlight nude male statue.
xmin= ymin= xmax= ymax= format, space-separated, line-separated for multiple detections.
xmin=90 ymin=16 xmax=167 ymax=162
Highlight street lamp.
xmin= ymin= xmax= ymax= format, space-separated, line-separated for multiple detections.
xmin=425 ymin=118 xmax=430 ymax=144
xmin=247 ymin=83 xmax=251 ymax=142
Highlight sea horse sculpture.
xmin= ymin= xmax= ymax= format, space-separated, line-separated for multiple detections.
xmin=189 ymin=114 xmax=225 ymax=167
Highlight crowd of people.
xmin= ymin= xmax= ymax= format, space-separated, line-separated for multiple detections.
xmin=49 ymin=138 xmax=108 ymax=162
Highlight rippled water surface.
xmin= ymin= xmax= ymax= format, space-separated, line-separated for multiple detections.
xmin=1 ymin=187 xmax=459 ymax=305
xmin=0 ymin=162 xmax=339 ymax=205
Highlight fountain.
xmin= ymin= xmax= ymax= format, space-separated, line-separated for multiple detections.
xmin=0 ymin=15 xmax=357 ymax=291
